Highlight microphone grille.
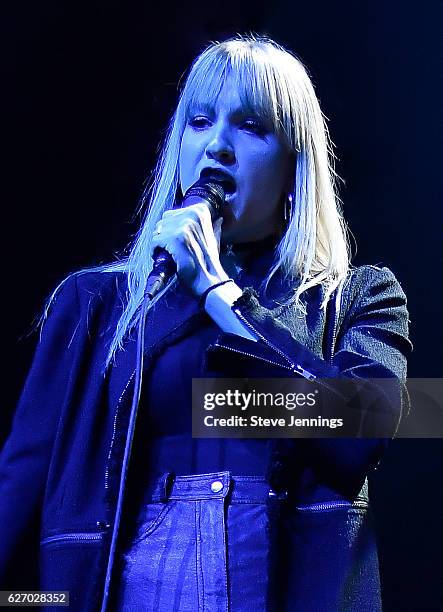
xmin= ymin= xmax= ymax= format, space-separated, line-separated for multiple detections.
xmin=183 ymin=179 xmax=226 ymax=218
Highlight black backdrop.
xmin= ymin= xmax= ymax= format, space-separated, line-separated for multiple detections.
xmin=2 ymin=1 xmax=442 ymax=610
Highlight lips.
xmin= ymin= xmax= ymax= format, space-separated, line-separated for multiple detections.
xmin=200 ymin=168 xmax=236 ymax=195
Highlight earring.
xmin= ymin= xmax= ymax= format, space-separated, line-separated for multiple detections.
xmin=284 ymin=193 xmax=293 ymax=223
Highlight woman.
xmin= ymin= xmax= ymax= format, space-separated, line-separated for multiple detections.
xmin=0 ymin=35 xmax=411 ymax=611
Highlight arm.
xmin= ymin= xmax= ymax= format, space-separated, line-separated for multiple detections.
xmin=0 ymin=275 xmax=81 ymax=586
xmin=206 ymin=266 xmax=412 ymax=491
xmin=299 ymin=266 xmax=412 ymax=491
xmin=203 ymin=279 xmax=258 ymax=341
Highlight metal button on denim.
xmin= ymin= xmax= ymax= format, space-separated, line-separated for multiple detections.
xmin=210 ymin=480 xmax=223 ymax=493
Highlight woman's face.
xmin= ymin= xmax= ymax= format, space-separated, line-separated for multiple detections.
xmin=179 ymin=76 xmax=294 ymax=243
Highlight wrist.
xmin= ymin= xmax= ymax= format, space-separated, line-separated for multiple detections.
xmin=195 ymin=271 xmax=231 ymax=298
xmin=203 ymin=282 xmax=258 ymax=341
xmin=203 ymin=281 xmax=243 ymax=313
xmin=198 ymin=279 xmax=236 ymax=310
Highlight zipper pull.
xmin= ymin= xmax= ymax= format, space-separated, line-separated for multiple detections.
xmin=292 ymin=363 xmax=317 ymax=381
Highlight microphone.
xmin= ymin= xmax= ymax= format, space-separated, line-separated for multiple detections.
xmin=144 ymin=179 xmax=226 ymax=300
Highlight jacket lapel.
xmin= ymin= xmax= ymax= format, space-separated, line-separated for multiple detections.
xmin=108 ymin=282 xmax=204 ymax=412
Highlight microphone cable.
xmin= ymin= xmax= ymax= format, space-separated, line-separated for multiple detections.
xmin=100 ymin=179 xmax=225 ymax=611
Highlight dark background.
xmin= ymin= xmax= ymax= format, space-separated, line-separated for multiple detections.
xmin=1 ymin=1 xmax=442 ymax=609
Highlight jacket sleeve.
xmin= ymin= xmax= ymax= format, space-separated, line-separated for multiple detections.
xmin=298 ymin=266 xmax=412 ymax=490
xmin=331 ymin=265 xmax=411 ymax=381
xmin=0 ymin=274 xmax=82 ymax=587
xmin=211 ymin=265 xmax=412 ymax=490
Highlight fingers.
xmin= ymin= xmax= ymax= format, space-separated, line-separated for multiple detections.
xmin=152 ymin=204 xmax=217 ymax=252
xmin=162 ymin=203 xmax=212 ymax=225
xmin=149 ymin=204 xmax=226 ymax=295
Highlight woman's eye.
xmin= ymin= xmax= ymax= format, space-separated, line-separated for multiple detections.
xmin=188 ymin=116 xmax=265 ymax=135
xmin=189 ymin=116 xmax=211 ymax=129
xmin=242 ymin=120 xmax=266 ymax=136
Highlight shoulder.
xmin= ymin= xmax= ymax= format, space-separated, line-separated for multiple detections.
xmin=37 ymin=269 xmax=128 ymax=355
xmin=74 ymin=269 xmax=127 ymax=304
xmin=44 ymin=269 xmax=128 ymax=324
xmin=341 ymin=264 xmax=408 ymax=315
xmin=337 ymin=264 xmax=412 ymax=353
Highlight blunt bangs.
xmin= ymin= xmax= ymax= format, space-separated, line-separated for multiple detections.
xmin=180 ymin=42 xmax=297 ymax=146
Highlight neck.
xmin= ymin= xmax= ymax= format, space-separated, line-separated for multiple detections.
xmin=220 ymin=232 xmax=279 ymax=252
xmin=219 ymin=233 xmax=279 ymax=279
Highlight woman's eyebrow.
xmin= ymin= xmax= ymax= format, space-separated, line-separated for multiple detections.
xmin=189 ymin=102 xmax=262 ymax=118
xmin=188 ymin=101 xmax=215 ymax=115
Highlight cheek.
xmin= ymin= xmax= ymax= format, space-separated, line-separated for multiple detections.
xmin=245 ymin=150 xmax=289 ymax=197
xmin=179 ymin=131 xmax=205 ymax=185
xmin=178 ymin=138 xmax=194 ymax=189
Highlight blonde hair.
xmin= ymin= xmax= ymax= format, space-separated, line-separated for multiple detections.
xmin=44 ymin=34 xmax=351 ymax=370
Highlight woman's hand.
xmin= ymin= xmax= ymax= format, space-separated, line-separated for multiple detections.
xmin=151 ymin=204 xmax=229 ymax=297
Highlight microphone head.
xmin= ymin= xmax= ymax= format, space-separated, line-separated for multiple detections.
xmin=182 ymin=179 xmax=226 ymax=220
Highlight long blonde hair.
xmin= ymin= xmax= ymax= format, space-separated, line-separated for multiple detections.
xmin=44 ymin=34 xmax=351 ymax=370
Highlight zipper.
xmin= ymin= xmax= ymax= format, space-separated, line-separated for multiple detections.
xmin=328 ymin=276 xmax=346 ymax=364
xmin=211 ymin=343 xmax=295 ymax=372
xmin=104 ymin=370 xmax=136 ymax=492
xmin=41 ymin=531 xmax=104 ymax=546
xmin=296 ymin=499 xmax=368 ymax=512
xmin=104 ymin=302 xmax=201 ymax=492
xmin=232 ymin=306 xmax=317 ymax=381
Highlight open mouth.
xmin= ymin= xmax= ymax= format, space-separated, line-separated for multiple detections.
xmin=200 ymin=169 xmax=236 ymax=197
xmin=218 ymin=180 xmax=236 ymax=195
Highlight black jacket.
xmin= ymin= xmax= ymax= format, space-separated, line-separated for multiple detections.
xmin=0 ymin=264 xmax=412 ymax=610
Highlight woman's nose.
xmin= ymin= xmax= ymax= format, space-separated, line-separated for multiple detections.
xmin=205 ymin=128 xmax=235 ymax=165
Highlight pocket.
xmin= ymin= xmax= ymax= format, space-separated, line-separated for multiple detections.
xmin=131 ymin=501 xmax=175 ymax=544
xmin=39 ymin=531 xmax=104 ymax=608
xmin=278 ymin=500 xmax=380 ymax=612
xmin=40 ymin=530 xmax=104 ymax=547
xmin=282 ymin=498 xmax=373 ymax=570
xmin=295 ymin=498 xmax=369 ymax=513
